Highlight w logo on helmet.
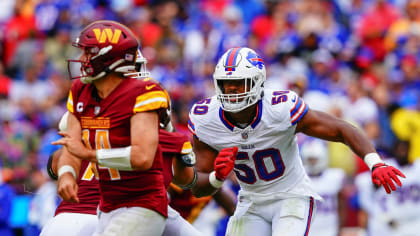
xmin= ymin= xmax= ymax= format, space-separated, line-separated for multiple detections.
xmin=93 ymin=28 xmax=122 ymax=44
xmin=246 ymin=51 xmax=264 ymax=70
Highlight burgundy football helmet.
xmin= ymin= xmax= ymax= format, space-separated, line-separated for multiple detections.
xmin=68 ymin=20 xmax=139 ymax=83
xmin=123 ymin=48 xmax=151 ymax=79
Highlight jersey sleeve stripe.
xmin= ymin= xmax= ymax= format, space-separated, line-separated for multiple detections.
xmin=290 ymin=97 xmax=302 ymax=118
xmin=133 ymin=97 xmax=168 ymax=112
xmin=291 ymin=101 xmax=306 ymax=122
xmin=135 ymin=91 xmax=168 ymax=105
xmin=67 ymin=91 xmax=74 ymax=113
xmin=133 ymin=91 xmax=169 ymax=113
xmin=291 ymin=102 xmax=308 ymax=125
xmin=181 ymin=141 xmax=192 ymax=154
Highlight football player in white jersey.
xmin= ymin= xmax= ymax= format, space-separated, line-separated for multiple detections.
xmin=188 ymin=47 xmax=405 ymax=236
xmin=356 ymin=139 xmax=420 ymax=236
xmin=301 ymin=139 xmax=346 ymax=236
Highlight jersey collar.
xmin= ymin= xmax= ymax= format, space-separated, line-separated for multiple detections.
xmin=219 ymin=99 xmax=263 ymax=131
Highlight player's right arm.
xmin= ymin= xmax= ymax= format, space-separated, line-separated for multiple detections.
xmin=191 ymin=136 xmax=218 ymax=197
xmin=191 ymin=136 xmax=238 ymax=198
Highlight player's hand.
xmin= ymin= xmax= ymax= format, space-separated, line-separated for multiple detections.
xmin=57 ymin=172 xmax=79 ymax=203
xmin=214 ymin=147 xmax=238 ymax=181
xmin=52 ymin=131 xmax=95 ymax=161
xmin=371 ymin=163 xmax=406 ymax=194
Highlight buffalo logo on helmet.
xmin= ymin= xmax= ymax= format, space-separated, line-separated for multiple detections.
xmin=246 ymin=51 xmax=264 ymax=70
xmin=93 ymin=28 xmax=122 ymax=44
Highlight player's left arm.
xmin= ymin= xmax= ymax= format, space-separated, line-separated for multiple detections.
xmin=172 ymin=156 xmax=196 ymax=189
xmin=128 ymin=111 xmax=160 ymax=170
xmin=296 ymin=109 xmax=405 ymax=193
xmin=171 ymin=139 xmax=197 ymax=189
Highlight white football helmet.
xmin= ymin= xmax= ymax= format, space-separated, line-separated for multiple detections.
xmin=213 ymin=47 xmax=266 ymax=112
xmin=301 ymin=139 xmax=329 ymax=176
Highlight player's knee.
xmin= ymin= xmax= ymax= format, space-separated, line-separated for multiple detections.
xmin=273 ymin=216 xmax=307 ymax=236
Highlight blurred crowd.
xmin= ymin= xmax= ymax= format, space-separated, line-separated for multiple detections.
xmin=0 ymin=0 xmax=419 ymax=235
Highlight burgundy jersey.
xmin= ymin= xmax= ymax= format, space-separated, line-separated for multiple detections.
xmin=159 ymin=129 xmax=192 ymax=188
xmin=54 ymin=130 xmax=190 ymax=216
xmin=67 ymin=78 xmax=169 ymax=216
xmin=55 ymin=160 xmax=99 ymax=216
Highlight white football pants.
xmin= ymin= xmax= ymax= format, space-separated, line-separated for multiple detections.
xmin=93 ymin=207 xmax=166 ymax=236
xmin=162 ymin=205 xmax=201 ymax=236
xmin=226 ymin=194 xmax=316 ymax=236
xmin=40 ymin=212 xmax=97 ymax=236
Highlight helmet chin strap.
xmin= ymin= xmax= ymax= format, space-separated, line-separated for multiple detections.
xmin=81 ymin=59 xmax=125 ymax=84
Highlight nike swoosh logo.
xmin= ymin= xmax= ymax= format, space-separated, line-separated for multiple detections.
xmin=146 ymin=84 xmax=156 ymax=90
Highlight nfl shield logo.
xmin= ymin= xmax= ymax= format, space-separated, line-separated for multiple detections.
xmin=241 ymin=132 xmax=248 ymax=140
xmin=94 ymin=106 xmax=100 ymax=115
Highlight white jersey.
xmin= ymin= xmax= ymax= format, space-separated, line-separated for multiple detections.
xmin=189 ymin=89 xmax=320 ymax=199
xmin=355 ymin=159 xmax=420 ymax=236
xmin=309 ymin=169 xmax=346 ymax=236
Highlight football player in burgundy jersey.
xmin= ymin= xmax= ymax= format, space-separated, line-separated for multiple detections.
xmin=52 ymin=20 xmax=169 ymax=236
xmin=43 ymin=117 xmax=201 ymax=236
xmin=45 ymin=46 xmax=204 ymax=235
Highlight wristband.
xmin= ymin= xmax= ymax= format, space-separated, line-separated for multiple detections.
xmin=58 ymin=165 xmax=76 ymax=179
xmin=209 ymin=171 xmax=224 ymax=189
xmin=96 ymin=146 xmax=133 ymax=170
xmin=364 ymin=153 xmax=383 ymax=170
xmin=47 ymin=154 xmax=58 ymax=180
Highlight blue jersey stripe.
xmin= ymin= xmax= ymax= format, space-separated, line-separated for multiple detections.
xmin=250 ymin=100 xmax=263 ymax=129
xmin=290 ymin=97 xmax=302 ymax=117
xmin=219 ymin=108 xmax=235 ymax=131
